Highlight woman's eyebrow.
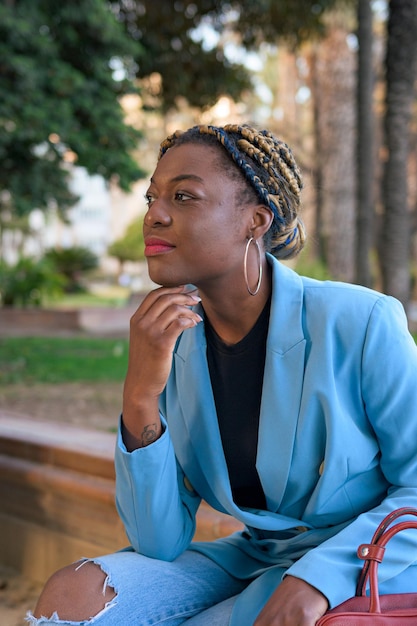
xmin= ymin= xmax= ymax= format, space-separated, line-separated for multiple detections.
xmin=149 ymin=174 xmax=204 ymax=184
xmin=170 ymin=174 xmax=204 ymax=183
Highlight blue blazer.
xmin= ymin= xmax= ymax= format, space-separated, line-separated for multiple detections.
xmin=115 ymin=255 xmax=417 ymax=624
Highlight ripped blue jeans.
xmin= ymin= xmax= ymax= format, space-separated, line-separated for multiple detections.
xmin=25 ymin=549 xmax=249 ymax=626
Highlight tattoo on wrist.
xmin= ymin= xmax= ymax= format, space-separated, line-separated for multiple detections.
xmin=141 ymin=423 xmax=159 ymax=446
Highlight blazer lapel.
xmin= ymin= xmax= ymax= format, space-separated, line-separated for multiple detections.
xmin=256 ymin=256 xmax=306 ymax=512
xmin=171 ymin=321 xmax=234 ymax=511
xmin=169 ymin=256 xmax=307 ymax=516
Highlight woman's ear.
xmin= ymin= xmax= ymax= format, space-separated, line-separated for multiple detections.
xmin=249 ymin=205 xmax=274 ymax=240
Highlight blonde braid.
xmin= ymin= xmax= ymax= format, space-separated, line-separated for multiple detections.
xmin=158 ymin=123 xmax=306 ymax=259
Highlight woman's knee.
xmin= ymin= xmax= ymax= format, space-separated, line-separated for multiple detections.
xmin=33 ymin=560 xmax=116 ymax=621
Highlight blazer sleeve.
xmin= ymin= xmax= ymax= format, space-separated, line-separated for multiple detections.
xmin=286 ymin=295 xmax=417 ymax=608
xmin=114 ymin=415 xmax=201 ymax=561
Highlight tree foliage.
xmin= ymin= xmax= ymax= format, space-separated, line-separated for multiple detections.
xmin=44 ymin=246 xmax=99 ymax=292
xmin=112 ymin=0 xmax=348 ymax=111
xmin=217 ymin=0 xmax=346 ymax=46
xmin=1 ymin=0 xmax=353 ymax=222
xmin=108 ymin=217 xmax=145 ymax=266
xmin=0 ymin=257 xmax=66 ymax=307
xmin=0 ymin=0 xmax=144 ymax=221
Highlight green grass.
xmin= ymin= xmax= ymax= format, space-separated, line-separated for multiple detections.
xmin=0 ymin=336 xmax=128 ymax=385
xmin=45 ymin=287 xmax=131 ymax=309
xmin=1 ymin=333 xmax=416 ymax=386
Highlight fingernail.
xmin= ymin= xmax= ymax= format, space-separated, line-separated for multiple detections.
xmin=183 ymin=283 xmax=197 ymax=292
xmin=190 ymin=295 xmax=201 ymax=302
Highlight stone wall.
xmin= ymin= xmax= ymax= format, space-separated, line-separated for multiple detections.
xmin=0 ymin=414 xmax=242 ymax=584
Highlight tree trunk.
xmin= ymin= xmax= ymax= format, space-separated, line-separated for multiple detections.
xmin=307 ymin=45 xmax=327 ymax=265
xmin=355 ymin=0 xmax=375 ymax=288
xmin=379 ymin=0 xmax=417 ymax=308
xmin=314 ymin=20 xmax=356 ymax=282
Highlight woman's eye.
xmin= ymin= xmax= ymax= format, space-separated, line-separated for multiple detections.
xmin=144 ymin=193 xmax=155 ymax=206
xmin=175 ymin=192 xmax=192 ymax=202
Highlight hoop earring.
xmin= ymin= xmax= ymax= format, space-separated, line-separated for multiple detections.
xmin=244 ymin=237 xmax=262 ymax=296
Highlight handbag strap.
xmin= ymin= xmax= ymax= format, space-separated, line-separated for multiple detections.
xmin=370 ymin=507 xmax=417 ymax=543
xmin=355 ymin=507 xmax=417 ymax=613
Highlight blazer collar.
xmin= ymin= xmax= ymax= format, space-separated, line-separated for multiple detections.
xmin=175 ymin=255 xmax=305 ymax=359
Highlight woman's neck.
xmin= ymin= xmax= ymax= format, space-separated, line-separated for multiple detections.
xmin=200 ymin=264 xmax=272 ymax=345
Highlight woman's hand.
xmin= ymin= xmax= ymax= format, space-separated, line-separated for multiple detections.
xmin=122 ymin=285 xmax=202 ymax=450
xmin=254 ymin=575 xmax=328 ymax=626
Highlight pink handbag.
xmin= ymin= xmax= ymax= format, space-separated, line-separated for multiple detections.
xmin=316 ymin=507 xmax=417 ymax=624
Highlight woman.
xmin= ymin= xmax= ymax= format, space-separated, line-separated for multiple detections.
xmin=29 ymin=124 xmax=417 ymax=626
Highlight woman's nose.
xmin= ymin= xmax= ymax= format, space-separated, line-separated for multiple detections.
xmin=144 ymin=199 xmax=172 ymax=227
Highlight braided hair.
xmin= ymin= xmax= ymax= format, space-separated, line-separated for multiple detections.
xmin=158 ymin=123 xmax=306 ymax=259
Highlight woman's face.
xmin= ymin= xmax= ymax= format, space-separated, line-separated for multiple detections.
xmin=143 ymin=143 xmax=255 ymax=291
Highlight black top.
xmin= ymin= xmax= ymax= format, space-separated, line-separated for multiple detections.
xmin=205 ymin=297 xmax=271 ymax=509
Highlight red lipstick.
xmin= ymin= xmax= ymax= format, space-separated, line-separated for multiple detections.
xmin=144 ymin=237 xmax=175 ymax=256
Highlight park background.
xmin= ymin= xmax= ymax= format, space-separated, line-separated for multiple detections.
xmin=0 ymin=1 xmax=417 ymax=624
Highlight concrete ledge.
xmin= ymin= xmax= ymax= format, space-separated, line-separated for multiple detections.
xmin=0 ymin=414 xmax=242 ymax=583
xmin=1 ymin=300 xmax=415 ymax=337
xmin=0 ymin=303 xmax=141 ymax=337
xmin=0 ymin=308 xmax=81 ymax=334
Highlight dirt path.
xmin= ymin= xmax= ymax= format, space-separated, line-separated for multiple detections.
xmin=0 ymin=381 xmax=124 ymax=432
